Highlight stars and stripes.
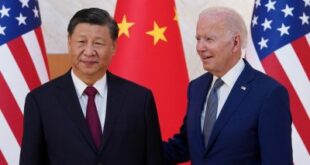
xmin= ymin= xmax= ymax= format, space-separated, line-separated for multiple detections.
xmin=0 ymin=0 xmax=49 ymax=164
xmin=252 ymin=0 xmax=309 ymax=59
xmin=247 ymin=0 xmax=310 ymax=163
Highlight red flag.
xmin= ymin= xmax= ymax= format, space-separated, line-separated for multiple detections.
xmin=0 ymin=1 xmax=49 ymax=164
xmin=111 ymin=0 xmax=189 ymax=163
xmin=246 ymin=0 xmax=310 ymax=163
xmin=0 ymin=151 xmax=6 ymax=165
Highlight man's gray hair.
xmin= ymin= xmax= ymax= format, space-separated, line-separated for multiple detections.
xmin=199 ymin=7 xmax=248 ymax=48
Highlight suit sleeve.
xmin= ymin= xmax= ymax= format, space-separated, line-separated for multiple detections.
xmin=20 ymin=93 xmax=49 ymax=165
xmin=162 ymin=117 xmax=189 ymax=164
xmin=145 ymin=91 xmax=164 ymax=165
xmin=259 ymin=85 xmax=293 ymax=165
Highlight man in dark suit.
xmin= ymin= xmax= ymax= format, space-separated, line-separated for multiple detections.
xmin=163 ymin=7 xmax=293 ymax=165
xmin=20 ymin=8 xmax=163 ymax=165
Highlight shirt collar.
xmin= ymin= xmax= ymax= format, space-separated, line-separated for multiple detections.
xmin=213 ymin=58 xmax=245 ymax=88
xmin=71 ymin=70 xmax=107 ymax=98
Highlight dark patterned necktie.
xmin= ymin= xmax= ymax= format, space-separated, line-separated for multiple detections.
xmin=203 ymin=78 xmax=224 ymax=149
xmin=84 ymin=86 xmax=102 ymax=149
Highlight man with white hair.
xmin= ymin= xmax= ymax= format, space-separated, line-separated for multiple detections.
xmin=163 ymin=7 xmax=293 ymax=165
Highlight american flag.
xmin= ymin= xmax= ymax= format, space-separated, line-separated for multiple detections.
xmin=246 ymin=0 xmax=310 ymax=164
xmin=0 ymin=0 xmax=49 ymax=164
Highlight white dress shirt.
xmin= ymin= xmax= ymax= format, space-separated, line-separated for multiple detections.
xmin=71 ymin=70 xmax=108 ymax=132
xmin=201 ymin=58 xmax=245 ymax=131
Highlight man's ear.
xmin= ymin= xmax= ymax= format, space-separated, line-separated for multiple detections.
xmin=112 ymin=40 xmax=117 ymax=54
xmin=67 ymin=35 xmax=72 ymax=51
xmin=232 ymin=35 xmax=241 ymax=53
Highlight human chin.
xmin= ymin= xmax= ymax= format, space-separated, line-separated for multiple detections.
xmin=78 ymin=67 xmax=100 ymax=77
xmin=201 ymin=58 xmax=213 ymax=68
xmin=202 ymin=63 xmax=212 ymax=72
xmin=203 ymin=58 xmax=218 ymax=71
xmin=80 ymin=61 xmax=99 ymax=71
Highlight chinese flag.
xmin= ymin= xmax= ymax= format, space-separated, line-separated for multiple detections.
xmin=110 ymin=0 xmax=189 ymax=164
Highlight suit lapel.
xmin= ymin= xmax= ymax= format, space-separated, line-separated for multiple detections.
xmin=56 ymin=71 xmax=97 ymax=152
xmin=99 ymin=72 xmax=126 ymax=152
xmin=188 ymin=73 xmax=213 ymax=154
xmin=205 ymin=61 xmax=256 ymax=154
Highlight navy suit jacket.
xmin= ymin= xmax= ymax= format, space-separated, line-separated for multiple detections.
xmin=164 ymin=60 xmax=292 ymax=165
xmin=20 ymin=71 xmax=163 ymax=165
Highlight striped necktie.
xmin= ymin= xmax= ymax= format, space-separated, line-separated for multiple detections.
xmin=203 ymin=78 xmax=224 ymax=149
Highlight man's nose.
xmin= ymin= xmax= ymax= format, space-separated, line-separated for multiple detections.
xmin=84 ymin=44 xmax=95 ymax=56
xmin=196 ymin=40 xmax=206 ymax=52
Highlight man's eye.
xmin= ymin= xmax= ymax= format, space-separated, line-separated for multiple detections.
xmin=95 ymin=42 xmax=104 ymax=45
xmin=77 ymin=40 xmax=87 ymax=44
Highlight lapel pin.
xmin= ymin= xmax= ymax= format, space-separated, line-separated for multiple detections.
xmin=241 ymin=86 xmax=246 ymax=91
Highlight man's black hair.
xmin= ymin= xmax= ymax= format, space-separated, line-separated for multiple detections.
xmin=67 ymin=8 xmax=119 ymax=40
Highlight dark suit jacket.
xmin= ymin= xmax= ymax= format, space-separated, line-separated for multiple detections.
xmin=20 ymin=71 xmax=163 ymax=165
xmin=164 ymin=60 xmax=293 ymax=165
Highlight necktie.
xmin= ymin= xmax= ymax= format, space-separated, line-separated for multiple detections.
xmin=203 ymin=78 xmax=224 ymax=149
xmin=84 ymin=86 xmax=102 ymax=149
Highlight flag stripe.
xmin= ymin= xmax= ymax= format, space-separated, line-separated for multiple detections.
xmin=7 ymin=37 xmax=41 ymax=90
xmin=0 ymin=72 xmax=23 ymax=145
xmin=23 ymin=30 xmax=49 ymax=84
xmin=292 ymin=125 xmax=310 ymax=164
xmin=0 ymin=150 xmax=7 ymax=165
xmin=34 ymin=27 xmax=50 ymax=79
xmin=291 ymin=36 xmax=310 ymax=80
xmin=0 ymin=111 xmax=20 ymax=165
xmin=0 ymin=45 xmax=29 ymax=111
xmin=306 ymin=33 xmax=310 ymax=45
xmin=262 ymin=54 xmax=310 ymax=153
xmin=0 ymin=1 xmax=49 ymax=163
xmin=275 ymin=44 xmax=310 ymax=118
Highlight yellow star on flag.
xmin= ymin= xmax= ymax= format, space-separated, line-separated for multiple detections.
xmin=146 ymin=21 xmax=167 ymax=45
xmin=117 ymin=15 xmax=134 ymax=37
xmin=174 ymin=7 xmax=178 ymax=22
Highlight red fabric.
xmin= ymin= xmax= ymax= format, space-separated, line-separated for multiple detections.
xmin=0 ymin=151 xmax=7 ymax=165
xmin=111 ymin=0 xmax=190 ymax=164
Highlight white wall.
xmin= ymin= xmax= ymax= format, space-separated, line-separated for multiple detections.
xmin=39 ymin=0 xmax=254 ymax=80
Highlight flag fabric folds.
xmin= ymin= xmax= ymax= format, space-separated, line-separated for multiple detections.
xmin=0 ymin=0 xmax=49 ymax=164
xmin=246 ymin=0 xmax=310 ymax=163
xmin=111 ymin=0 xmax=189 ymax=156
